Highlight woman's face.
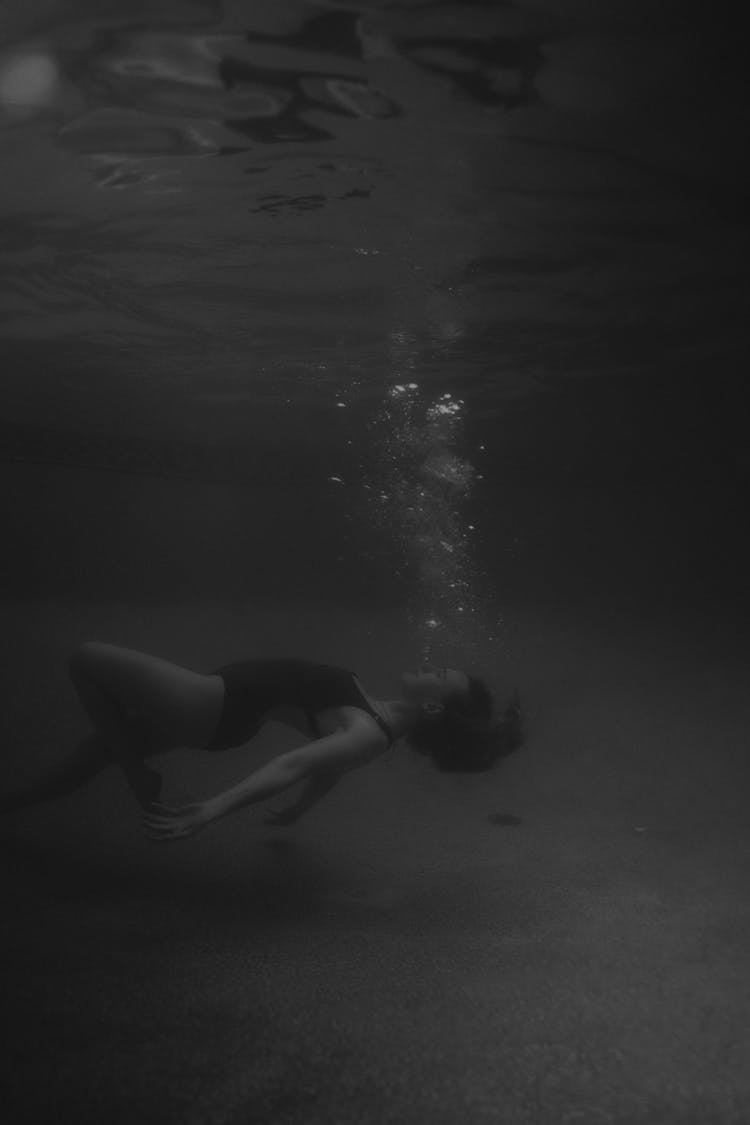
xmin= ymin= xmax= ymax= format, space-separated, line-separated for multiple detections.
xmin=401 ymin=662 xmax=469 ymax=704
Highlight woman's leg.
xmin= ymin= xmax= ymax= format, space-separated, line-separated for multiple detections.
xmin=66 ymin=642 xmax=223 ymax=807
xmin=66 ymin=669 xmax=163 ymax=805
xmin=0 ymin=733 xmax=113 ymax=814
xmin=1 ymin=643 xmax=223 ymax=814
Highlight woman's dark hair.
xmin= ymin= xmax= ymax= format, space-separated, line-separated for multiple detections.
xmin=406 ymin=674 xmax=524 ymax=773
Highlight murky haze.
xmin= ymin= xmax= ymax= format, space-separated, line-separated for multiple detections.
xmin=2 ymin=2 xmax=749 ymax=1123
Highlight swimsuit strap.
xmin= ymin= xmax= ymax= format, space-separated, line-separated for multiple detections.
xmin=371 ymin=710 xmax=395 ymax=748
xmin=351 ymin=673 xmax=395 ymax=748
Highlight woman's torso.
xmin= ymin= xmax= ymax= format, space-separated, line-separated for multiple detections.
xmin=268 ymin=679 xmax=382 ymax=737
xmin=207 ymin=659 xmax=392 ymax=751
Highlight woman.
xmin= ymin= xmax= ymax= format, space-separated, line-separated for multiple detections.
xmin=1 ymin=642 xmax=522 ymax=841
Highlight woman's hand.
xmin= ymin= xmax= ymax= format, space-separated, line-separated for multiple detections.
xmin=263 ymin=803 xmax=302 ymax=827
xmin=143 ymin=801 xmax=214 ymax=842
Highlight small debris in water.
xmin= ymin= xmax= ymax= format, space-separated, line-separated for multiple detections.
xmin=487 ymin=813 xmax=522 ymax=827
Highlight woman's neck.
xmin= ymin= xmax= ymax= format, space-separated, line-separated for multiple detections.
xmin=376 ymin=699 xmax=421 ymax=740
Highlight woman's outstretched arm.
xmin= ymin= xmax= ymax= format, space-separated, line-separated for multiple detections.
xmin=143 ymin=726 xmax=380 ymax=841
xmin=264 ymin=771 xmax=344 ymax=826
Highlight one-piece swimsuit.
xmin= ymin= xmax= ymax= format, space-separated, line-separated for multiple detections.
xmin=206 ymin=658 xmax=394 ymax=751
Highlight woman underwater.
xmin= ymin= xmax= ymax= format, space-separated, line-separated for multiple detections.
xmin=1 ymin=643 xmax=523 ymax=841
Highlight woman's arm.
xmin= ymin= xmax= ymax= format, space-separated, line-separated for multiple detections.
xmin=264 ymin=772 xmax=344 ymax=826
xmin=144 ymin=726 xmax=379 ymax=841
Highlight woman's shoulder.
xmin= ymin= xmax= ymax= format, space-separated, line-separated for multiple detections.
xmin=318 ymin=706 xmax=391 ymax=752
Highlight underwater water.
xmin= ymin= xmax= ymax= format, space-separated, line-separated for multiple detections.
xmin=1 ymin=2 xmax=749 ymax=1123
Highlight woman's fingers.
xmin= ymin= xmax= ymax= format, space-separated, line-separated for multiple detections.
xmin=145 ymin=824 xmax=185 ymax=842
xmin=143 ymin=802 xmax=193 ymax=823
xmin=142 ymin=801 xmax=210 ymax=843
xmin=143 ymin=816 xmax=178 ymax=832
xmin=265 ymin=811 xmax=295 ymax=826
xmin=143 ymin=805 xmax=187 ymax=841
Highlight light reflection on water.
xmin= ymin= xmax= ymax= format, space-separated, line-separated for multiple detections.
xmin=0 ymin=0 xmax=746 ymax=632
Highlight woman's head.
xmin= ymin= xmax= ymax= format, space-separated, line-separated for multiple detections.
xmin=402 ymin=662 xmax=523 ymax=772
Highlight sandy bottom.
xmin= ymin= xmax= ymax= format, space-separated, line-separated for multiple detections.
xmin=1 ymin=598 xmax=749 ymax=1124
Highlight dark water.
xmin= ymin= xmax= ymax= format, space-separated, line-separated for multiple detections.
xmin=1 ymin=2 xmax=749 ymax=1123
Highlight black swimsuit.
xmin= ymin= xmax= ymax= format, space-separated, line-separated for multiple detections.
xmin=206 ymin=659 xmax=394 ymax=751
